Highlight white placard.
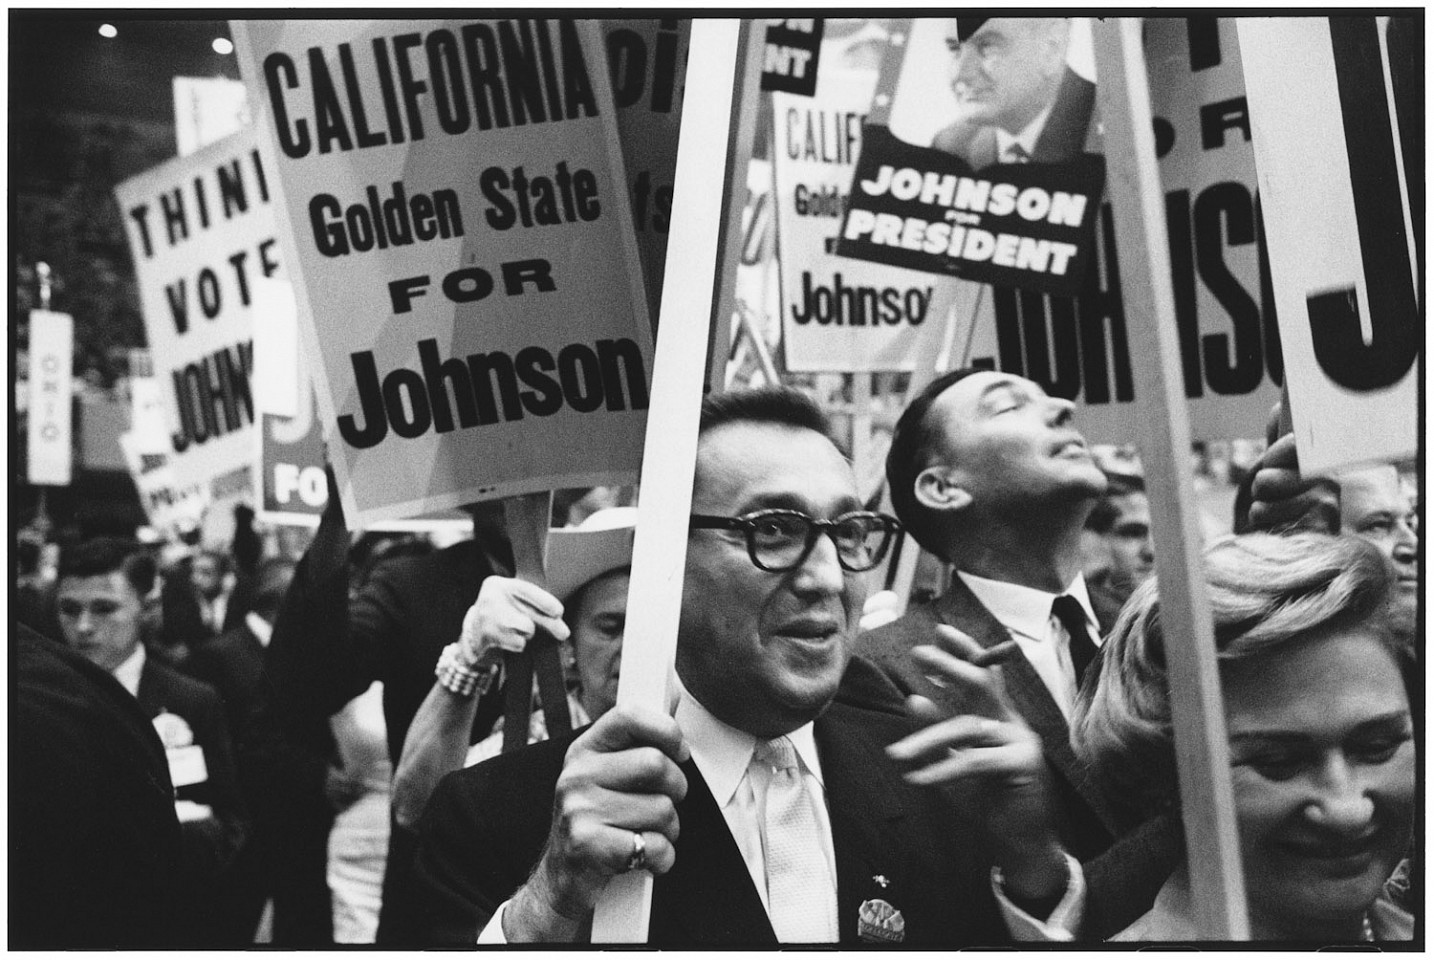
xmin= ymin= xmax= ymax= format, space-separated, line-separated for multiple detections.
xmin=114 ymin=127 xmax=274 ymax=507
xmin=173 ymin=75 xmax=251 ymax=157
xmin=773 ymin=71 xmax=952 ymax=372
xmin=1239 ymin=17 xmax=1417 ymax=471
xmin=27 ymin=310 xmax=74 ymax=486
xmin=232 ymin=19 xmax=656 ymax=525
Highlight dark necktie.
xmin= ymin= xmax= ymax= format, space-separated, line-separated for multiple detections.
xmin=1002 ymin=142 xmax=1030 ymax=164
xmin=1051 ymin=594 xmax=1098 ymax=687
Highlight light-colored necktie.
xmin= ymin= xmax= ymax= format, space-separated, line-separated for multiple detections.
xmin=753 ymin=736 xmax=839 ymax=943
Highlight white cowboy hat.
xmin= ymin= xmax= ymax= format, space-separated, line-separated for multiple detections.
xmin=544 ymin=507 xmax=637 ymax=603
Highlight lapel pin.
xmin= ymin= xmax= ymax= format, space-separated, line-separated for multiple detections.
xmin=858 ymin=899 xmax=905 ymax=944
xmin=872 ymin=874 xmax=890 ymax=889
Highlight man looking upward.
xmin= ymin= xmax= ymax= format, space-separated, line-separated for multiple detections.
xmin=865 ymin=369 xmax=1177 ymax=937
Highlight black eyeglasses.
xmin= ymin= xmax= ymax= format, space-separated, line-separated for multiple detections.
xmin=690 ymin=509 xmax=901 ymax=573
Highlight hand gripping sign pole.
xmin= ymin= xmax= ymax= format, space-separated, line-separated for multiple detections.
xmin=1092 ymin=19 xmax=1249 ymax=939
xmin=590 ymin=19 xmax=755 ymax=943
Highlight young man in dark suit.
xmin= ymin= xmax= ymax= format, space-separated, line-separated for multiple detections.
xmin=863 ymin=369 xmax=1182 ymax=938
xmin=54 ymin=537 xmax=250 ymax=946
xmin=185 ymin=557 xmax=298 ymax=943
xmin=411 ymin=388 xmax=1088 ymax=945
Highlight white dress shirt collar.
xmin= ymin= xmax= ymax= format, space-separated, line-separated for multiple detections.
xmin=245 ymin=611 xmax=273 ymax=647
xmin=111 ymin=642 xmax=147 ymax=698
xmin=957 ymin=570 xmax=1098 ymax=642
xmin=673 ymin=680 xmax=824 ymax=805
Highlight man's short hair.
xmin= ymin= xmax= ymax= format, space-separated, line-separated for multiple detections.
xmin=57 ymin=537 xmax=156 ymax=598
xmin=699 ymin=386 xmax=834 ymax=441
xmin=885 ymin=368 xmax=989 ymax=556
xmin=1085 ymin=473 xmax=1146 ymax=534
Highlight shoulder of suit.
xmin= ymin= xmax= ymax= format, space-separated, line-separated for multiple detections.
xmin=448 ymin=726 xmax=582 ymax=789
xmin=142 ymin=659 xmax=225 ymax=710
xmin=857 ymin=599 xmax=941 ymax=650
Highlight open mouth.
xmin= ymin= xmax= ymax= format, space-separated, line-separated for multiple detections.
xmin=776 ymin=620 xmax=841 ymax=643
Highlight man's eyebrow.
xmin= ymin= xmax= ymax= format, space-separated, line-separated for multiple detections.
xmin=739 ymin=492 xmax=863 ymax=515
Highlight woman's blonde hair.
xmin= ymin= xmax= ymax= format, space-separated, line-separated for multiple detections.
xmin=1071 ymin=532 xmax=1407 ymax=827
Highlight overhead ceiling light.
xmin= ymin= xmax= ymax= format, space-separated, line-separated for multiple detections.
xmin=98 ymin=23 xmax=118 ymax=39
xmin=212 ymin=37 xmax=233 ymax=55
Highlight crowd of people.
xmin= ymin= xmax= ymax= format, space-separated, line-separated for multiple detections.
xmin=13 ymin=371 xmax=1419 ymax=947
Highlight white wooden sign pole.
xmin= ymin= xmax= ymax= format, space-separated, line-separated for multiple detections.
xmin=1093 ymin=19 xmax=1249 ymax=939
xmin=590 ymin=19 xmax=754 ymax=943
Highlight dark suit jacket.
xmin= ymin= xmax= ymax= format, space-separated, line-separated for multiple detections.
xmin=260 ymin=488 xmax=510 ymax=945
xmin=187 ymin=621 xmax=267 ymax=738
xmin=184 ymin=622 xmax=281 ymax=943
xmin=12 ymin=627 xmax=183 ymax=949
xmin=859 ymin=577 xmax=1180 ymax=938
xmin=135 ymin=657 xmax=251 ymax=935
xmin=409 ymin=657 xmax=1011 ymax=947
xmin=932 ymin=67 xmax=1096 ymax=170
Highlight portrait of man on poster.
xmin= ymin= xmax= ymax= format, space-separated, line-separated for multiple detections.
xmin=931 ymin=17 xmax=1097 ymax=170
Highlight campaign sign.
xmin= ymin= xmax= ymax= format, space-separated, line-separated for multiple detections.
xmin=772 ymin=71 xmax=952 ymax=372
xmin=761 ymin=19 xmax=823 ymax=96
xmin=27 ymin=310 xmax=74 ymax=486
xmin=1239 ymin=17 xmax=1418 ymax=472
xmin=836 ymin=18 xmax=1103 ymax=297
xmin=119 ymin=431 xmax=210 ymax=537
xmin=839 ymin=127 xmax=1101 ymax=295
xmin=606 ymin=19 xmax=688 ymax=325
xmin=233 ymin=20 xmax=656 ymax=526
xmin=904 ymin=18 xmax=1282 ymax=444
xmin=114 ymin=128 xmax=274 ymax=504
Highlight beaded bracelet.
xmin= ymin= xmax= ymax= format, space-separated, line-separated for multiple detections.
xmin=435 ymin=642 xmax=499 ymax=697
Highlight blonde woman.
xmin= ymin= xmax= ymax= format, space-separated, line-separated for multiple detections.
xmin=1072 ymin=533 xmax=1414 ymax=942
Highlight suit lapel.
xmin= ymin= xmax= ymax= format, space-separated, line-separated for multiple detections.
xmin=653 ymin=759 xmax=775 ymax=945
xmin=936 ymin=579 xmax=1119 ymax=835
xmin=816 ymin=707 xmax=909 ymax=944
xmin=974 ymin=126 xmax=1000 ymax=169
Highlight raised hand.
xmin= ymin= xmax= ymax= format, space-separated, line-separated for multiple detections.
xmin=460 ymin=575 xmax=570 ymax=663
xmin=886 ymin=625 xmax=1068 ymax=905
xmin=1248 ymin=433 xmax=1341 ymax=534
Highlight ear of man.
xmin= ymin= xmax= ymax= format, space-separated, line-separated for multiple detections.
xmin=914 ymin=466 xmax=973 ymax=513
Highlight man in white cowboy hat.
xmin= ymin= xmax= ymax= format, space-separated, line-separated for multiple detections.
xmin=390 ymin=507 xmax=637 ymax=832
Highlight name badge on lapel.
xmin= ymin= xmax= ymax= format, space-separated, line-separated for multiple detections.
xmin=167 ymin=744 xmax=208 ymax=787
xmin=858 ymin=898 xmax=905 ymax=944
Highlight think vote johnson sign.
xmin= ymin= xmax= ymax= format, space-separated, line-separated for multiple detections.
xmin=232 ymin=20 xmax=654 ymax=524
xmin=114 ymin=130 xmax=270 ymax=507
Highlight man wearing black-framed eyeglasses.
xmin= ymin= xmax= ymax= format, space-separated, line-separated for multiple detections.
xmin=689 ymin=509 xmax=900 ymax=574
xmin=413 ymin=386 xmax=1082 ymax=945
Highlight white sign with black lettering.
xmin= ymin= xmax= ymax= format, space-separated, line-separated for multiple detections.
xmin=233 ymin=19 xmax=655 ymax=524
xmin=1240 ymin=17 xmax=1417 ymax=471
xmin=27 ymin=310 xmax=74 ymax=486
xmin=115 ymin=127 xmax=274 ymax=504
xmin=774 ymin=71 xmax=951 ymax=371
